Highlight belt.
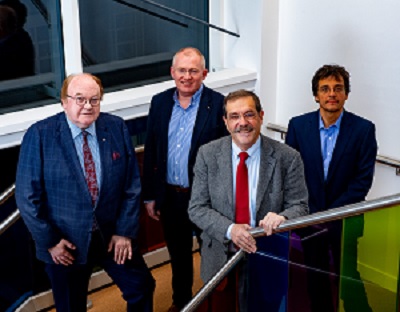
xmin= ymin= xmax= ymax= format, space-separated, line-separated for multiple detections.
xmin=167 ymin=184 xmax=190 ymax=193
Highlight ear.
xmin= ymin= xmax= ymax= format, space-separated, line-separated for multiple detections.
xmin=202 ymin=69 xmax=208 ymax=80
xmin=223 ymin=115 xmax=230 ymax=132
xmin=170 ymin=66 xmax=174 ymax=79
xmin=314 ymin=96 xmax=320 ymax=103
xmin=259 ymin=110 xmax=264 ymax=121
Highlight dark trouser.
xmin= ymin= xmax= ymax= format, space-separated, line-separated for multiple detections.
xmin=45 ymin=231 xmax=155 ymax=312
xmin=161 ymin=186 xmax=201 ymax=309
xmin=201 ymin=253 xmax=248 ymax=312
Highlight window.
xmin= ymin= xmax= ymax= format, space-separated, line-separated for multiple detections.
xmin=78 ymin=0 xmax=209 ymax=91
xmin=0 ymin=0 xmax=64 ymax=114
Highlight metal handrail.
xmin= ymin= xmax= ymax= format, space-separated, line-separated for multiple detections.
xmin=139 ymin=0 xmax=240 ymax=38
xmin=113 ymin=0 xmax=188 ymax=28
xmin=0 ymin=184 xmax=15 ymax=206
xmin=182 ymin=192 xmax=400 ymax=312
xmin=0 ymin=184 xmax=17 ymax=236
xmin=266 ymin=122 xmax=400 ymax=174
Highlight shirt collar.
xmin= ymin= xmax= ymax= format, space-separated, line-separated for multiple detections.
xmin=173 ymin=84 xmax=204 ymax=108
xmin=65 ymin=115 xmax=97 ymax=139
xmin=232 ymin=136 xmax=261 ymax=158
xmin=319 ymin=110 xmax=344 ymax=130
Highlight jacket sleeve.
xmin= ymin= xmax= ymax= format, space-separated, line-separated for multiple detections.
xmin=15 ymin=125 xmax=62 ymax=250
xmin=114 ymin=122 xmax=142 ymax=239
xmin=330 ymin=123 xmax=378 ymax=208
xmin=285 ymin=118 xmax=299 ymax=150
xmin=142 ymin=97 xmax=158 ymax=202
xmin=188 ymin=147 xmax=233 ymax=244
xmin=280 ymin=151 xmax=309 ymax=219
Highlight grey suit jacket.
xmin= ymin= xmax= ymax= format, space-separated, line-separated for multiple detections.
xmin=188 ymin=134 xmax=309 ymax=282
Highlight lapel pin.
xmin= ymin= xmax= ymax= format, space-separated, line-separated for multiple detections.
xmin=102 ymin=138 xmax=106 ymax=142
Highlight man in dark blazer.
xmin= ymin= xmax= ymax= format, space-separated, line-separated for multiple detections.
xmin=286 ymin=64 xmax=377 ymax=312
xmin=189 ymin=90 xmax=309 ymax=311
xmin=16 ymin=73 xmax=155 ymax=312
xmin=142 ymin=47 xmax=226 ymax=311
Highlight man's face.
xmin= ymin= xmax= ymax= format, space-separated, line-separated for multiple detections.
xmin=223 ymin=96 xmax=264 ymax=151
xmin=170 ymin=52 xmax=208 ymax=98
xmin=61 ymin=75 xmax=101 ymax=129
xmin=315 ymin=76 xmax=348 ymax=114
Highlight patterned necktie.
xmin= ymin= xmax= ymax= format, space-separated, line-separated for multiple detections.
xmin=82 ymin=130 xmax=98 ymax=206
xmin=235 ymin=152 xmax=250 ymax=224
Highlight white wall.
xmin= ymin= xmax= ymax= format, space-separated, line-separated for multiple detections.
xmin=254 ymin=0 xmax=400 ymax=198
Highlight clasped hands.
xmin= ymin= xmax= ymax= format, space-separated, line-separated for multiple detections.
xmin=231 ymin=212 xmax=286 ymax=253
xmin=49 ymin=235 xmax=132 ymax=266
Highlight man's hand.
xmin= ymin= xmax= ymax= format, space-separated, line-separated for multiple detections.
xmin=48 ymin=239 xmax=76 ymax=266
xmin=145 ymin=201 xmax=160 ymax=221
xmin=259 ymin=212 xmax=286 ymax=236
xmin=108 ymin=235 xmax=132 ymax=265
xmin=231 ymin=224 xmax=257 ymax=253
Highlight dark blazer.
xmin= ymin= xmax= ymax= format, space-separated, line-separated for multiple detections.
xmin=142 ymin=85 xmax=226 ymax=210
xmin=16 ymin=112 xmax=141 ymax=264
xmin=285 ymin=110 xmax=377 ymax=213
xmin=188 ymin=135 xmax=309 ymax=282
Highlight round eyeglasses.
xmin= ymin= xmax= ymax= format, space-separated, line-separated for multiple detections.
xmin=67 ymin=95 xmax=101 ymax=107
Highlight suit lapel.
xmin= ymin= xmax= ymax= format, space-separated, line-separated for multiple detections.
xmin=57 ymin=114 xmax=92 ymax=203
xmin=161 ymin=93 xmax=175 ymax=160
xmin=216 ymin=138 xmax=234 ymax=217
xmin=96 ymin=116 xmax=112 ymax=205
xmin=327 ymin=111 xmax=352 ymax=181
xmin=189 ymin=87 xmax=211 ymax=161
xmin=308 ymin=111 xmax=325 ymax=185
xmin=255 ymin=136 xmax=276 ymax=214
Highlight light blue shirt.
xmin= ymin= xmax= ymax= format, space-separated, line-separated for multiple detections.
xmin=66 ymin=116 xmax=102 ymax=192
xmin=166 ymin=85 xmax=203 ymax=187
xmin=226 ymin=137 xmax=261 ymax=239
xmin=319 ymin=111 xmax=343 ymax=180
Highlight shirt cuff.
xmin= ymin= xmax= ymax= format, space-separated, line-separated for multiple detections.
xmin=226 ymin=223 xmax=234 ymax=240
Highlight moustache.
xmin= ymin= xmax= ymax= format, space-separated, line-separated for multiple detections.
xmin=233 ymin=124 xmax=254 ymax=133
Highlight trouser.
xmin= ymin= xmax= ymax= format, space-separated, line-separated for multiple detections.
xmin=161 ymin=186 xmax=201 ymax=309
xmin=45 ymin=230 xmax=155 ymax=312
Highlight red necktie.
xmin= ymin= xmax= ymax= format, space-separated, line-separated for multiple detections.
xmin=235 ymin=152 xmax=249 ymax=224
xmin=82 ymin=131 xmax=98 ymax=206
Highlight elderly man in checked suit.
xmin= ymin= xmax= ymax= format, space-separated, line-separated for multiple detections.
xmin=16 ymin=73 xmax=154 ymax=312
xmin=189 ymin=90 xmax=308 ymax=311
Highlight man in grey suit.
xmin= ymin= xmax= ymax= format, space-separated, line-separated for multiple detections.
xmin=188 ymin=89 xmax=308 ymax=310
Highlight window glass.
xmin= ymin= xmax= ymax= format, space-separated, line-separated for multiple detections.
xmin=78 ymin=0 xmax=209 ymax=91
xmin=0 ymin=0 xmax=64 ymax=114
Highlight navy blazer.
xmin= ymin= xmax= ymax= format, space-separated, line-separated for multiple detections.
xmin=142 ymin=85 xmax=226 ymax=210
xmin=16 ymin=112 xmax=141 ymax=264
xmin=285 ymin=110 xmax=377 ymax=214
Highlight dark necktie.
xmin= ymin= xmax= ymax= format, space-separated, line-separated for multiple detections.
xmin=235 ymin=152 xmax=249 ymax=224
xmin=82 ymin=131 xmax=98 ymax=206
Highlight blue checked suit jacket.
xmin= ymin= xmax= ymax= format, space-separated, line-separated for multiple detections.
xmin=16 ymin=112 xmax=141 ymax=264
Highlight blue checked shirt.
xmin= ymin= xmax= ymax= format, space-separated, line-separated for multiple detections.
xmin=319 ymin=111 xmax=343 ymax=180
xmin=66 ymin=117 xmax=102 ymax=194
xmin=166 ymin=85 xmax=203 ymax=187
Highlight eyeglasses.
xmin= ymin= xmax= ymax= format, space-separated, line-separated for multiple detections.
xmin=227 ymin=111 xmax=257 ymax=121
xmin=175 ymin=68 xmax=202 ymax=76
xmin=67 ymin=95 xmax=101 ymax=107
xmin=318 ymin=86 xmax=345 ymax=94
